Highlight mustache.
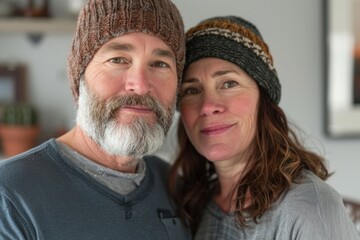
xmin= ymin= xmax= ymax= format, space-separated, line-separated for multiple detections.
xmin=109 ymin=94 xmax=169 ymax=120
xmin=91 ymin=93 xmax=174 ymax=129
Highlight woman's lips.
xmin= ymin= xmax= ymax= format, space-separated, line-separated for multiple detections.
xmin=200 ymin=123 xmax=236 ymax=135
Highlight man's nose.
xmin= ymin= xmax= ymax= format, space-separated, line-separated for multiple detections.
xmin=125 ymin=67 xmax=152 ymax=95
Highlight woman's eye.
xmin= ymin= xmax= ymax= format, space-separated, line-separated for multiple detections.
xmin=109 ymin=57 xmax=127 ymax=64
xmin=181 ymin=87 xmax=200 ymax=96
xmin=152 ymin=61 xmax=170 ymax=68
xmin=223 ymin=80 xmax=238 ymax=89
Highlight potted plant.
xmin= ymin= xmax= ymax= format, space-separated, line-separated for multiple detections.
xmin=0 ymin=103 xmax=40 ymax=157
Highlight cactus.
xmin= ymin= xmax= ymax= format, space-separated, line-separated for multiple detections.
xmin=1 ymin=103 xmax=37 ymax=126
xmin=0 ymin=103 xmax=39 ymax=157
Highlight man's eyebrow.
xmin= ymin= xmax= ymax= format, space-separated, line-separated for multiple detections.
xmin=99 ymin=43 xmax=135 ymax=54
xmin=153 ymin=48 xmax=175 ymax=60
xmin=98 ymin=43 xmax=174 ymax=61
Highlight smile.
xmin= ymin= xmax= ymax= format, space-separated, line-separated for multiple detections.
xmin=200 ymin=123 xmax=236 ymax=135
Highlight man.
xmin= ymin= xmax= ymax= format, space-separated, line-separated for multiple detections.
xmin=0 ymin=0 xmax=189 ymax=239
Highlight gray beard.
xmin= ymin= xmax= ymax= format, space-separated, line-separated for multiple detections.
xmin=76 ymin=80 xmax=174 ymax=158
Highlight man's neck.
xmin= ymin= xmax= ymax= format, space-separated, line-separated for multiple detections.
xmin=57 ymin=126 xmax=139 ymax=173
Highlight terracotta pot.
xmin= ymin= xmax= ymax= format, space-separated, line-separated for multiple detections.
xmin=0 ymin=125 xmax=40 ymax=157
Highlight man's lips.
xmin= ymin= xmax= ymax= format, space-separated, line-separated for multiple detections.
xmin=120 ymin=105 xmax=154 ymax=114
xmin=200 ymin=123 xmax=236 ymax=135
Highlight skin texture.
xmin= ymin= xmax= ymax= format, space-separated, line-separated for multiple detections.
xmin=59 ymin=32 xmax=178 ymax=173
xmin=179 ymin=57 xmax=259 ymax=210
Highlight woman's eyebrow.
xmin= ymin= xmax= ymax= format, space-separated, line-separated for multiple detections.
xmin=182 ymin=69 xmax=240 ymax=85
xmin=212 ymin=69 xmax=237 ymax=78
xmin=182 ymin=78 xmax=199 ymax=84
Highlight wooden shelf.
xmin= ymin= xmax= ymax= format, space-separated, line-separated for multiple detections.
xmin=0 ymin=18 xmax=77 ymax=34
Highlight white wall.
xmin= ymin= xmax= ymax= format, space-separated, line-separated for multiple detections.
xmin=0 ymin=0 xmax=359 ymax=200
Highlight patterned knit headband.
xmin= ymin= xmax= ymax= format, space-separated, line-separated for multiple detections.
xmin=185 ymin=16 xmax=281 ymax=104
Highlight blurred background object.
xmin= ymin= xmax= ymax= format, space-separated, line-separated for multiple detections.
xmin=343 ymin=198 xmax=360 ymax=233
xmin=67 ymin=0 xmax=87 ymax=18
xmin=0 ymin=0 xmax=86 ymax=19
xmin=0 ymin=103 xmax=39 ymax=157
xmin=20 ymin=0 xmax=50 ymax=18
xmin=0 ymin=1 xmax=14 ymax=17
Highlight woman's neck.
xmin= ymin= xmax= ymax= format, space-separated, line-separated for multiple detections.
xmin=213 ymin=160 xmax=251 ymax=212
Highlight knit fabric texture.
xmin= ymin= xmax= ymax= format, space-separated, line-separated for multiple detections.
xmin=67 ymin=0 xmax=185 ymax=102
xmin=185 ymin=16 xmax=281 ymax=104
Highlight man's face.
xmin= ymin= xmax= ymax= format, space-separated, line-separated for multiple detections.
xmin=76 ymin=32 xmax=178 ymax=158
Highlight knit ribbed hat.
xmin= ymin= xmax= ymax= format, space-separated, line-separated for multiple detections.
xmin=185 ymin=16 xmax=281 ymax=104
xmin=67 ymin=0 xmax=185 ymax=102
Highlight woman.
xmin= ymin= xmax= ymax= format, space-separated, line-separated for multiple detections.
xmin=169 ymin=16 xmax=359 ymax=239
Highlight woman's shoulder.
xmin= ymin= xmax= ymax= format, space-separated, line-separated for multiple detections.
xmin=279 ymin=170 xmax=343 ymax=211
xmin=271 ymin=170 xmax=359 ymax=239
xmin=273 ymin=169 xmax=349 ymax=227
xmin=291 ymin=170 xmax=342 ymax=204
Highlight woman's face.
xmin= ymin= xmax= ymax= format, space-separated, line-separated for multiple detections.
xmin=179 ymin=58 xmax=259 ymax=164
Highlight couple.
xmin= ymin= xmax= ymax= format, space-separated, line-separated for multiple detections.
xmin=0 ymin=0 xmax=358 ymax=239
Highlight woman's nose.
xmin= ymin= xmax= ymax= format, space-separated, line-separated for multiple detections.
xmin=199 ymin=94 xmax=225 ymax=117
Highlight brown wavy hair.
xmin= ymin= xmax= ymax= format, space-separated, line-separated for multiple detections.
xmin=168 ymin=88 xmax=331 ymax=236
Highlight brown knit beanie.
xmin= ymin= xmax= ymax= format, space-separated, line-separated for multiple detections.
xmin=67 ymin=0 xmax=185 ymax=102
xmin=185 ymin=16 xmax=281 ymax=104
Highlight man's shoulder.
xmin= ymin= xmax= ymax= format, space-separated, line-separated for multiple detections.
xmin=144 ymin=155 xmax=171 ymax=183
xmin=144 ymin=155 xmax=170 ymax=172
xmin=0 ymin=140 xmax=57 ymax=182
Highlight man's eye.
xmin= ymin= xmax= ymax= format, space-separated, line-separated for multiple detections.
xmin=152 ymin=61 xmax=170 ymax=68
xmin=223 ymin=80 xmax=238 ymax=89
xmin=109 ymin=57 xmax=126 ymax=64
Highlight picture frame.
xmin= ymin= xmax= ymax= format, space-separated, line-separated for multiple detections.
xmin=324 ymin=0 xmax=360 ymax=138
xmin=0 ymin=64 xmax=26 ymax=104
